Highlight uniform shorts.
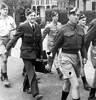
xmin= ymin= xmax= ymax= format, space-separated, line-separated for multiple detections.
xmin=59 ymin=52 xmax=80 ymax=79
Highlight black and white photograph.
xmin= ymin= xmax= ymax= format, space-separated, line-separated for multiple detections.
xmin=0 ymin=0 xmax=96 ymax=100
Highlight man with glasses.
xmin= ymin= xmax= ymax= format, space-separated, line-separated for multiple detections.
xmin=6 ymin=8 xmax=43 ymax=100
xmin=50 ymin=7 xmax=87 ymax=100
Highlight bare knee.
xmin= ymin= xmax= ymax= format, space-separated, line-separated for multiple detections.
xmin=71 ymin=80 xmax=79 ymax=90
xmin=63 ymin=79 xmax=71 ymax=92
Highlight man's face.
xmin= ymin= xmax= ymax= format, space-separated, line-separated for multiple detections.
xmin=27 ymin=12 xmax=36 ymax=23
xmin=79 ymin=17 xmax=87 ymax=26
xmin=52 ymin=14 xmax=59 ymax=22
xmin=68 ymin=10 xmax=80 ymax=24
xmin=0 ymin=7 xmax=8 ymax=16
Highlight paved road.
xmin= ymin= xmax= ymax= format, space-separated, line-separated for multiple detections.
xmin=0 ymin=55 xmax=95 ymax=100
xmin=0 ymin=37 xmax=95 ymax=100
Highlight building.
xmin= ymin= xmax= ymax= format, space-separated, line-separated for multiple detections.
xmin=57 ymin=0 xmax=76 ymax=9
xmin=57 ymin=0 xmax=96 ymax=11
xmin=31 ymin=0 xmax=57 ymax=21
xmin=77 ymin=0 xmax=96 ymax=11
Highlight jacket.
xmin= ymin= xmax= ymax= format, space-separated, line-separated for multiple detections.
xmin=6 ymin=21 xmax=42 ymax=59
xmin=52 ymin=22 xmax=87 ymax=59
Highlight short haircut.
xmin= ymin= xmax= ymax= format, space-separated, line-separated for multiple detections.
xmin=79 ymin=14 xmax=86 ymax=20
xmin=25 ymin=8 xmax=35 ymax=16
xmin=51 ymin=11 xmax=58 ymax=18
xmin=67 ymin=7 xmax=78 ymax=15
xmin=0 ymin=2 xmax=8 ymax=9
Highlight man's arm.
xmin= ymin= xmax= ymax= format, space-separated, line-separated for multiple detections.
xmin=6 ymin=24 xmax=24 ymax=51
xmin=85 ymin=21 xmax=96 ymax=52
xmin=42 ymin=26 xmax=50 ymax=41
xmin=38 ymin=25 xmax=43 ymax=58
xmin=80 ymin=34 xmax=87 ymax=64
xmin=51 ymin=29 xmax=64 ymax=55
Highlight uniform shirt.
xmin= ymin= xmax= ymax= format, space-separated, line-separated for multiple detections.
xmin=42 ymin=22 xmax=62 ymax=51
xmin=52 ymin=21 xmax=87 ymax=59
xmin=0 ymin=16 xmax=16 ymax=37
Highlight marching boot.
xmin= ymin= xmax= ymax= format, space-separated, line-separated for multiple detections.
xmin=3 ymin=73 xmax=10 ymax=88
xmin=56 ymin=68 xmax=63 ymax=79
xmin=61 ymin=91 xmax=69 ymax=100
xmin=81 ymin=76 xmax=90 ymax=90
xmin=88 ymin=88 xmax=96 ymax=100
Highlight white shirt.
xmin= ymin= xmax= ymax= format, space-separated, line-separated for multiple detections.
xmin=0 ymin=16 xmax=16 ymax=37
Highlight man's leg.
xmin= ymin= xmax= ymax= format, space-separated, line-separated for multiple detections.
xmin=88 ymin=88 xmax=96 ymax=100
xmin=70 ymin=69 xmax=80 ymax=100
xmin=0 ymin=54 xmax=10 ymax=87
xmin=80 ymin=65 xmax=90 ymax=90
xmin=23 ymin=59 xmax=43 ymax=100
xmin=61 ymin=79 xmax=70 ymax=100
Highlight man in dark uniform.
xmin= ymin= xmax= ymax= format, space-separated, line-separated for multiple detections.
xmin=6 ymin=8 xmax=43 ymax=100
xmin=50 ymin=7 xmax=87 ymax=100
xmin=85 ymin=19 xmax=96 ymax=100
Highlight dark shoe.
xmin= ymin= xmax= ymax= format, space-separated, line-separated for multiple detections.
xmin=88 ymin=88 xmax=96 ymax=100
xmin=88 ymin=97 xmax=96 ymax=100
xmin=34 ymin=94 xmax=43 ymax=100
xmin=23 ymin=88 xmax=31 ymax=94
xmin=1 ymin=74 xmax=4 ymax=81
xmin=22 ymin=72 xmax=26 ymax=76
xmin=3 ymin=79 xmax=11 ymax=88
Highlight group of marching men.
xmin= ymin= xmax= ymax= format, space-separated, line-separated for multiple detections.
xmin=1 ymin=1 xmax=96 ymax=100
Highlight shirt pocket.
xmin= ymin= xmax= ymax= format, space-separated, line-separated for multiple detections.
xmin=64 ymin=32 xmax=76 ymax=48
xmin=23 ymin=33 xmax=34 ymax=43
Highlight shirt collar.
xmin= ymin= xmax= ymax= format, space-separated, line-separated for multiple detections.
xmin=29 ymin=22 xmax=35 ymax=27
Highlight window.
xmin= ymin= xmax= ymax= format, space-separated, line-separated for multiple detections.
xmin=92 ymin=2 xmax=96 ymax=11
xmin=46 ymin=0 xmax=49 ymax=4
xmin=32 ymin=0 xmax=35 ymax=5
xmin=41 ymin=0 xmax=44 ymax=5
xmin=36 ymin=0 xmax=39 ymax=5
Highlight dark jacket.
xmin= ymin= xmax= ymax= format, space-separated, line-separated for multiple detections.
xmin=85 ymin=19 xmax=96 ymax=52
xmin=6 ymin=21 xmax=42 ymax=59
xmin=52 ymin=22 xmax=87 ymax=59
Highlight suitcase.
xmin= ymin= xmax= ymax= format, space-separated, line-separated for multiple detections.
xmin=35 ymin=50 xmax=49 ymax=73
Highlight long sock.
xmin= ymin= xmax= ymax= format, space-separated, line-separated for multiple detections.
xmin=81 ymin=76 xmax=87 ymax=84
xmin=89 ymin=88 xmax=96 ymax=98
xmin=61 ymin=91 xmax=69 ymax=100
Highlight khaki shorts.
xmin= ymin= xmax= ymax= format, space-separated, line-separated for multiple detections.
xmin=59 ymin=52 xmax=80 ymax=79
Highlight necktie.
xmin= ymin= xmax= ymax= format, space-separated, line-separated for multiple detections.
xmin=32 ymin=24 xmax=35 ymax=32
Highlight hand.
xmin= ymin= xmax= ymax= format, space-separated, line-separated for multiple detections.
xmin=82 ymin=58 xmax=87 ymax=65
xmin=94 ymin=66 xmax=96 ymax=69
